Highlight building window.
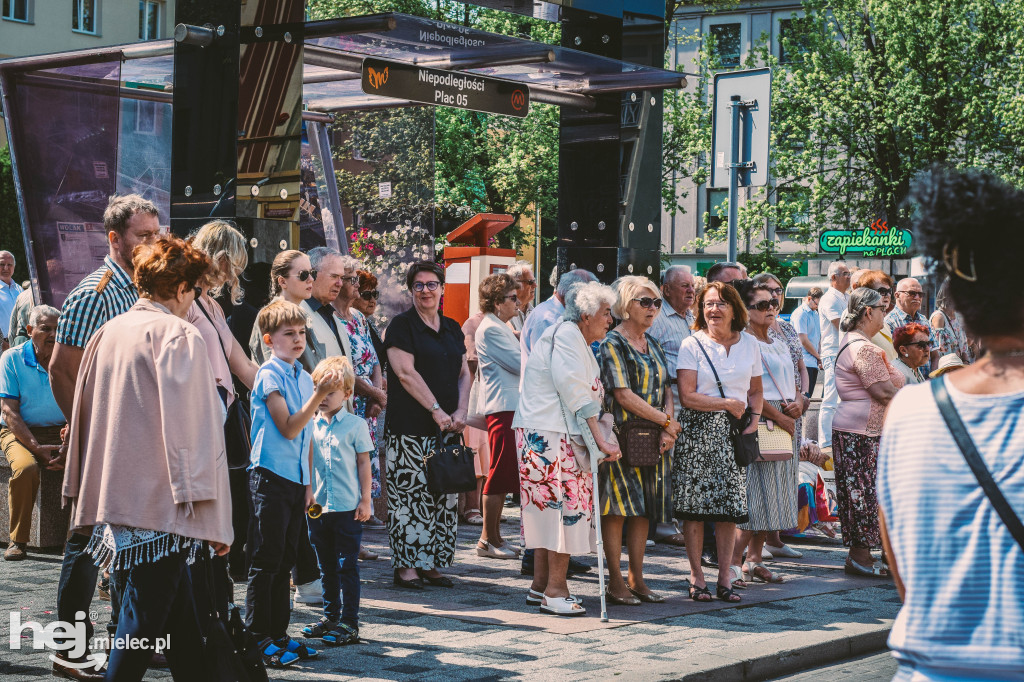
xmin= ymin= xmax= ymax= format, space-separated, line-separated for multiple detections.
xmin=707 ymin=188 xmax=728 ymax=232
xmin=708 ymin=23 xmax=741 ymax=67
xmin=2 ymin=0 xmax=30 ymax=22
xmin=139 ymin=1 xmax=159 ymax=40
xmin=135 ymin=99 xmax=157 ymax=134
xmin=774 ymin=186 xmax=810 ymax=233
xmin=72 ymin=0 xmax=97 ymax=34
xmin=778 ymin=17 xmax=813 ymax=65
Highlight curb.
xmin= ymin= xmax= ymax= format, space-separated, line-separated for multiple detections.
xmin=656 ymin=628 xmax=891 ymax=682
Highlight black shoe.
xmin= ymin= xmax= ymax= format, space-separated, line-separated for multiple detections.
xmin=393 ymin=569 xmax=424 ymax=590
xmin=567 ymin=557 xmax=592 ymax=575
xmin=701 ymin=549 xmax=719 ymax=569
xmin=416 ymin=569 xmax=453 ymax=587
xmin=520 ymin=561 xmax=534 ymax=576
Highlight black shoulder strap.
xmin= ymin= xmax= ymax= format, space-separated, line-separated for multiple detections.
xmin=694 ymin=337 xmax=726 ymax=399
xmin=931 ymin=377 xmax=1024 ymax=552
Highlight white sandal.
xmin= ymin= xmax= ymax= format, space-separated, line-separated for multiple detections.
xmin=744 ymin=561 xmax=785 ymax=583
xmin=728 ymin=565 xmax=748 ymax=589
xmin=527 ymin=589 xmax=581 ymax=606
xmin=539 ymin=596 xmax=587 ymax=617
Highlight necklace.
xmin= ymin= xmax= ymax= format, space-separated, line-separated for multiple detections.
xmin=620 ymin=327 xmax=648 ymax=352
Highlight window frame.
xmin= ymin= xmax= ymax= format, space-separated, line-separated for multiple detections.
xmin=775 ymin=12 xmax=814 ymax=66
xmin=138 ymin=0 xmax=160 ymax=41
xmin=703 ymin=15 xmax=746 ymax=69
xmin=2 ymin=0 xmax=32 ymax=23
xmin=72 ymin=0 xmax=100 ymax=36
xmin=772 ymin=185 xmax=811 ymax=235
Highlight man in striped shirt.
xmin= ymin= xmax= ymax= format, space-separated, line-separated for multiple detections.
xmin=49 ymin=194 xmax=161 ymax=680
xmin=649 ymin=265 xmax=696 ymax=373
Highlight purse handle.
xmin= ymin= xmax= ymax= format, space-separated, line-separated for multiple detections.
xmin=931 ymin=377 xmax=1024 ymax=552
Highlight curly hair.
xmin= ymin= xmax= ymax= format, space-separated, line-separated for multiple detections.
xmin=693 ymin=281 xmax=747 ymax=332
xmin=906 ymin=165 xmax=1024 ymax=337
xmin=479 ymin=273 xmax=516 ymax=313
xmin=892 ymin=322 xmax=930 ymax=353
xmin=357 ymin=270 xmax=378 ymax=291
xmin=132 ymin=237 xmax=210 ymax=302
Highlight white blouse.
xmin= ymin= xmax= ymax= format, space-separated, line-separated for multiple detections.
xmin=757 ymin=336 xmax=796 ymax=401
xmin=677 ymin=330 xmax=762 ymax=403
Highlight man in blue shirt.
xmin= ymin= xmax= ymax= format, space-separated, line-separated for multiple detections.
xmin=790 ymin=288 xmax=823 ymax=396
xmin=0 ymin=251 xmax=24 ymax=348
xmin=1 ymin=305 xmax=63 ymax=561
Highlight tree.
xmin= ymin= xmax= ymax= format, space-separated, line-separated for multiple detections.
xmin=663 ymin=0 xmax=1024 ymax=255
xmin=0 ymin=146 xmax=29 ymax=283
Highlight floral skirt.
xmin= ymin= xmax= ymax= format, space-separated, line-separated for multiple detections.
xmin=354 ymin=396 xmax=382 ymax=499
xmin=831 ymin=429 xmax=882 ymax=548
xmin=385 ymin=432 xmax=459 ymax=569
xmin=740 ymin=400 xmax=799 ymax=531
xmin=516 ymin=428 xmax=595 ymax=555
xmin=672 ymin=408 xmax=748 ymax=523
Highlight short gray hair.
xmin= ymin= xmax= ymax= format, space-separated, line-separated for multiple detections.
xmin=338 ymin=255 xmax=362 ymax=273
xmin=0 ymin=250 xmax=14 ymax=262
xmin=563 ymin=281 xmax=615 ymax=323
xmin=663 ymin=264 xmax=692 ymax=283
xmin=28 ymin=304 xmax=60 ymax=327
xmin=506 ymin=260 xmax=534 ymax=281
xmin=840 ymin=287 xmax=883 ymax=332
xmin=548 ymin=264 xmax=559 ymax=288
xmin=556 ymin=269 xmax=597 ymax=300
xmin=307 ymin=246 xmax=341 ymax=271
xmin=827 ymin=261 xmax=847 ymax=279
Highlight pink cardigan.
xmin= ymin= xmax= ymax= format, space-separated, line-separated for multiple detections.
xmin=62 ymin=298 xmax=232 ymax=546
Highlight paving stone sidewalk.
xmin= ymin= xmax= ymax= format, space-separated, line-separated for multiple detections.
xmin=1 ymin=513 xmax=898 ymax=681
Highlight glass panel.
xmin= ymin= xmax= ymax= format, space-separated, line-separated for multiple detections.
xmin=707 ymin=188 xmax=727 ymax=232
xmin=299 ymin=126 xmax=328 ymax=251
xmin=3 ymin=0 xmax=29 ymax=21
xmin=7 ymin=59 xmax=121 ymax=307
xmin=709 ymin=23 xmax=741 ymax=67
xmin=118 ymin=55 xmax=174 ymax=227
xmin=330 ymin=107 xmax=435 ymax=329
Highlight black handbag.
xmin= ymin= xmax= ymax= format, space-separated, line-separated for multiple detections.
xmin=424 ymin=429 xmax=477 ymax=494
xmin=196 ymin=299 xmax=252 ymax=470
xmin=694 ymin=338 xmax=759 ymax=467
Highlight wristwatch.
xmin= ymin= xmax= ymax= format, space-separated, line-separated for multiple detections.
xmin=429 ymin=402 xmax=441 ymax=412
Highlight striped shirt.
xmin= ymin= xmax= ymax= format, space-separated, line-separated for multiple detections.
xmin=599 ymin=329 xmax=670 ymax=425
xmin=56 ymin=256 xmax=138 ymax=349
xmin=648 ymin=300 xmax=694 ymax=374
xmin=878 ymin=380 xmax=1024 ymax=679
xmin=885 ymin=307 xmax=938 ymax=352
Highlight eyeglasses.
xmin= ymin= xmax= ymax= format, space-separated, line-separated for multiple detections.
xmin=505 ymin=293 xmax=519 ymax=302
xmin=898 ymin=290 xmax=924 ymax=298
xmin=342 ymin=275 xmax=360 ymax=285
xmin=412 ymin=280 xmax=441 ymax=292
xmin=703 ymin=300 xmax=730 ymax=310
xmin=633 ymin=297 xmax=663 ymax=309
xmin=748 ymin=299 xmax=781 ymax=312
xmin=517 ymin=278 xmax=537 ymax=286
xmin=767 ymin=287 xmax=783 ymax=296
xmin=295 ymin=269 xmax=317 ymax=282
xmin=359 ymin=290 xmax=379 ymax=301
xmin=903 ymin=340 xmax=931 ymax=350
xmin=872 ymin=287 xmax=892 ymax=297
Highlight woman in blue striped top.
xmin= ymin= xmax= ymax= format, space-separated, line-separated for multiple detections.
xmin=878 ymin=167 xmax=1024 ymax=681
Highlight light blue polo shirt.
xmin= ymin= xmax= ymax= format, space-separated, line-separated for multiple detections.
xmin=249 ymin=355 xmax=315 ymax=485
xmin=0 ymin=341 xmax=64 ymax=428
xmin=312 ymin=410 xmax=374 ymax=513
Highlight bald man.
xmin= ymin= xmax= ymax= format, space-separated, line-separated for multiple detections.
xmin=0 ymin=251 xmax=23 ymax=348
xmin=885 ymin=277 xmax=939 ymax=369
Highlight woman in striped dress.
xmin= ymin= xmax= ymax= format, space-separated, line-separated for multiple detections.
xmin=597 ymin=276 xmax=682 ymax=605
xmin=728 ymin=281 xmax=799 ymax=586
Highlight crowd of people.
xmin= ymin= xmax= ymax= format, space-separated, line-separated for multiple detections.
xmin=0 ymin=166 xmax=1020 ymax=681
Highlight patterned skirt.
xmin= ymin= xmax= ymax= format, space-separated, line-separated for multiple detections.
xmin=384 ymin=431 xmax=459 ymax=569
xmin=672 ymin=408 xmax=748 ymax=523
xmin=740 ymin=400 xmax=799 ymax=531
xmin=354 ymin=397 xmax=382 ymax=499
xmin=831 ymin=429 xmax=882 ymax=548
xmin=516 ymin=428 xmax=596 ymax=555
xmin=598 ymin=448 xmax=673 ymax=523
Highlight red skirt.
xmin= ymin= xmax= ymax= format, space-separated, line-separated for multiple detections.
xmin=483 ymin=411 xmax=518 ymax=495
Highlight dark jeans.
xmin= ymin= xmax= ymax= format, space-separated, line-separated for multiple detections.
xmin=292 ymin=517 xmax=320 ymax=586
xmin=228 ymin=466 xmax=250 ymax=577
xmin=106 ymin=551 xmax=206 ymax=681
xmin=56 ymin=532 xmax=100 ymax=644
xmin=245 ymin=467 xmax=305 ymax=640
xmin=308 ymin=510 xmax=362 ymax=627
xmin=807 ymin=367 xmax=819 ymax=398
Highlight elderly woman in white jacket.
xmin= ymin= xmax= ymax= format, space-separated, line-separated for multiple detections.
xmin=474 ymin=274 xmax=525 ymax=559
xmin=513 ymin=281 xmax=621 ymax=617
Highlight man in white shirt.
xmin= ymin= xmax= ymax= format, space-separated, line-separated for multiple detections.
xmin=0 ymin=251 xmax=24 ymax=349
xmin=817 ymin=261 xmax=852 ymax=449
xmin=520 ymin=269 xmax=596 ymax=357
xmin=790 ymin=287 xmax=822 ymax=397
xmin=649 ymin=265 xmax=695 ymax=373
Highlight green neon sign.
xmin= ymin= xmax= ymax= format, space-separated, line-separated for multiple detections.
xmin=819 ymin=221 xmax=912 ymax=257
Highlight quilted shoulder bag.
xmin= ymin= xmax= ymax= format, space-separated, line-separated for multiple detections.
xmin=424 ymin=428 xmax=477 ymax=494
xmin=694 ymin=338 xmax=758 ymax=467
xmin=757 ymin=354 xmax=796 ymax=462
xmin=196 ymin=299 xmax=252 ymax=470
xmin=609 ymin=333 xmax=664 ymax=467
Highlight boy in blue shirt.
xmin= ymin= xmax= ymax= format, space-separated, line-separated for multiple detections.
xmin=301 ymin=356 xmax=373 ymax=645
xmin=246 ymin=300 xmax=343 ymax=667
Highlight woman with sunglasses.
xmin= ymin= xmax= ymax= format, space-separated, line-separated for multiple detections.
xmin=597 ymin=276 xmax=680 ymax=605
xmin=353 ymin=271 xmax=386 ymax=376
xmin=248 ymin=250 xmax=325 ymax=372
xmin=384 ymin=261 xmax=471 ymax=588
xmin=728 ymin=282 xmax=798 ymax=586
xmin=892 ymin=323 xmax=931 ymax=385
xmin=832 ymin=288 xmax=904 ymax=577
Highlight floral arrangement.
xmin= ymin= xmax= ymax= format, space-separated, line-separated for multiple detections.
xmin=348 ymin=222 xmax=435 ymax=329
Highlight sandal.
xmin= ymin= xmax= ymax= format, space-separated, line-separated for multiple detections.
xmin=280 ymin=636 xmax=318 ymax=660
xmin=744 ymin=561 xmax=785 ymax=583
xmin=259 ymin=638 xmax=299 ymax=667
xmin=605 ymin=591 xmax=642 ymax=606
xmin=716 ymin=583 xmax=742 ymax=603
xmin=540 ymin=595 xmax=587 ymax=617
xmin=845 ymin=558 xmax=889 ymax=577
xmin=728 ymin=565 xmax=748 ymax=589
xmin=688 ymin=584 xmax=713 ymax=602
xmin=301 ymin=617 xmax=337 ymax=638
xmin=462 ymin=508 xmax=484 ymax=525
xmin=323 ymin=622 xmax=359 ymax=646
xmin=527 ymin=589 xmax=581 ymax=606
xmin=628 ymin=587 xmax=665 ymax=603
xmin=658 ymin=532 xmax=687 ymax=547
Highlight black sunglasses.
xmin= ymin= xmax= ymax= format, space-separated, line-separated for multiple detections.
xmin=748 ymin=299 xmax=781 ymax=312
xmin=633 ymin=297 xmax=663 ymax=309
xmin=296 ymin=269 xmax=317 ymax=282
xmin=903 ymin=340 xmax=931 ymax=350
xmin=360 ymin=290 xmax=380 ymax=301
xmin=872 ymin=286 xmax=892 ymax=297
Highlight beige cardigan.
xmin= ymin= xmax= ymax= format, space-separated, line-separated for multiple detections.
xmin=62 ymin=298 xmax=232 ymax=546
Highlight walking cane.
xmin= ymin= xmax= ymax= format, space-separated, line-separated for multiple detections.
xmin=591 ymin=448 xmax=609 ymax=622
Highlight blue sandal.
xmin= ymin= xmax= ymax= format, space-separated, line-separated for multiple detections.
xmin=323 ymin=622 xmax=359 ymax=646
xmin=280 ymin=636 xmax=319 ymax=659
xmin=259 ymin=638 xmax=299 ymax=667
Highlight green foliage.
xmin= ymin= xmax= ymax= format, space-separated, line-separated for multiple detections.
xmin=737 ymin=241 xmax=803 ymax=290
xmin=663 ymin=0 xmax=1024 ymax=256
xmin=0 ymin=146 xmax=29 ymax=283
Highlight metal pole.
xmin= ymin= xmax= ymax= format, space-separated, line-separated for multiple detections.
xmin=727 ymin=95 xmax=741 ymax=263
xmin=534 ymin=193 xmax=541 ymax=306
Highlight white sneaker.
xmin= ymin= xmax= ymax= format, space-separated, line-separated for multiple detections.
xmin=766 ymin=543 xmax=803 ymax=559
xmin=294 ymin=579 xmax=323 ymax=605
